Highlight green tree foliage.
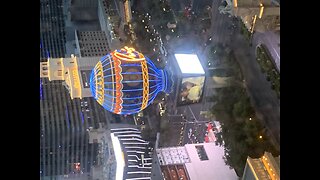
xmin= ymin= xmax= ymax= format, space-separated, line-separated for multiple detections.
xmin=256 ymin=46 xmax=280 ymax=98
xmin=232 ymin=96 xmax=254 ymax=119
xmin=211 ymin=85 xmax=279 ymax=176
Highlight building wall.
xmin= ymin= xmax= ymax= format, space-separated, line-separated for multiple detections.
xmin=242 ymin=152 xmax=280 ymax=180
xmin=40 ymin=0 xmax=105 ymax=178
xmin=242 ymin=163 xmax=256 ymax=180
xmin=98 ymin=0 xmax=122 ymax=49
xmin=72 ymin=0 xmax=98 ymax=8
xmin=184 ymin=143 xmax=238 ymax=180
xmin=70 ymin=0 xmax=99 ymax=21
xmin=41 ymin=173 xmax=91 ymax=180
xmin=76 ymin=31 xmax=110 ymax=57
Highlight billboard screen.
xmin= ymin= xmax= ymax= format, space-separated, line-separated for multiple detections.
xmin=177 ymin=76 xmax=205 ymax=106
xmin=174 ymin=54 xmax=205 ymax=75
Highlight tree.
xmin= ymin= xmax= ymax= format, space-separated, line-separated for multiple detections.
xmin=232 ymin=96 xmax=254 ymax=119
xmin=209 ymin=83 xmax=279 ymax=175
xmin=208 ymin=94 xmax=219 ymax=102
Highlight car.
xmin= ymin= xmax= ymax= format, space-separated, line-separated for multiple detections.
xmin=160 ymin=45 xmax=167 ymax=57
xmin=204 ymin=36 xmax=213 ymax=46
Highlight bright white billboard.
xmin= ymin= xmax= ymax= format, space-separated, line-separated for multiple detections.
xmin=174 ymin=54 xmax=205 ymax=74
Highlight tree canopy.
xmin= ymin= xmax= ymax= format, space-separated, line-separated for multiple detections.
xmin=210 ymin=83 xmax=279 ymax=176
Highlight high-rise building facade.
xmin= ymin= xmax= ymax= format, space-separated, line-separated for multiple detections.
xmin=242 ymin=152 xmax=280 ymax=180
xmin=40 ymin=0 xmax=105 ymax=179
xmin=74 ymin=30 xmax=110 ymax=57
xmin=98 ymin=0 xmax=122 ymax=49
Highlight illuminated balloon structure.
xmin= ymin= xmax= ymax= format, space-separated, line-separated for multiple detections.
xmin=90 ymin=46 xmax=171 ymax=115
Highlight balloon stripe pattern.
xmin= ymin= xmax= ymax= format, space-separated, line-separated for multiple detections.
xmin=90 ymin=47 xmax=169 ymax=115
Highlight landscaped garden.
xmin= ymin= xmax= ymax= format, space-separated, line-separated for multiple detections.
xmin=207 ymin=43 xmax=280 ymax=176
xmin=256 ymin=45 xmax=280 ymax=98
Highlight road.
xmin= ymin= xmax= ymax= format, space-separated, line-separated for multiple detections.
xmin=157 ymin=0 xmax=229 ymax=147
xmin=230 ymin=33 xmax=280 ymax=148
xmin=204 ymin=0 xmax=280 ymax=147
xmin=253 ymin=31 xmax=280 ymax=72
xmin=182 ymin=121 xmax=207 ymax=144
xmin=141 ymin=0 xmax=280 ymax=149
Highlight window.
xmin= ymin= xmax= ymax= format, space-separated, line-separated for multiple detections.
xmin=42 ymin=67 xmax=48 ymax=71
xmin=195 ymin=145 xmax=209 ymax=161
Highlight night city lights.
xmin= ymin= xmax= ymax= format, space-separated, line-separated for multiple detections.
xmin=40 ymin=0 xmax=280 ymax=179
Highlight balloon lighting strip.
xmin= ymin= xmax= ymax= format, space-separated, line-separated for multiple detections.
xmin=99 ymin=87 xmax=160 ymax=100
xmin=103 ymin=72 xmax=161 ymax=78
xmin=103 ymin=83 xmax=159 ymax=92
xmin=113 ymin=47 xmax=145 ymax=62
xmin=95 ymin=61 xmax=104 ymax=105
xmin=109 ymin=54 xmax=115 ymax=111
xmin=112 ymin=55 xmax=124 ymax=114
xmin=140 ymin=60 xmax=149 ymax=110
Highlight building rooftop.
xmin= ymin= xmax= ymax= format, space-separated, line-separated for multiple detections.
xmin=156 ymin=143 xmax=238 ymax=180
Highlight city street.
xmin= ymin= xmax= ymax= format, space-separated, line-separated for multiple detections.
xmin=138 ymin=0 xmax=280 ymax=149
xmin=204 ymin=0 xmax=280 ymax=148
xmin=253 ymin=31 xmax=280 ymax=71
xmin=230 ymin=33 xmax=280 ymax=148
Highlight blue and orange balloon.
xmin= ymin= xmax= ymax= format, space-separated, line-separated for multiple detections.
xmin=90 ymin=46 xmax=171 ymax=115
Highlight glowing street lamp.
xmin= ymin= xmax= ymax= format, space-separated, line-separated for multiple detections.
xmin=259 ymin=3 xmax=264 ymax=19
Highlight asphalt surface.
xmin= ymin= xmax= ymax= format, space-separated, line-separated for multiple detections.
xmin=230 ymin=33 xmax=280 ymax=148
xmin=204 ymin=0 xmax=280 ymax=148
xmin=253 ymin=31 xmax=280 ymax=72
xmin=139 ymin=0 xmax=280 ymax=149
xmin=154 ymin=0 xmax=229 ymax=147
